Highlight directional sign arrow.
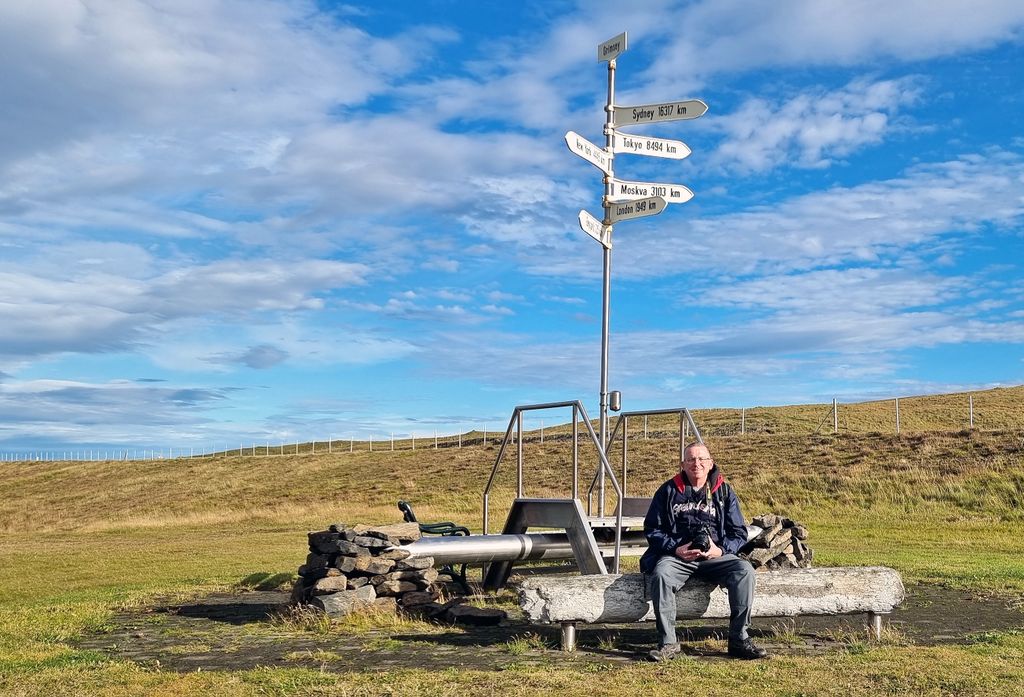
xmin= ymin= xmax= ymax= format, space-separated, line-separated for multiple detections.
xmin=607 ymin=196 xmax=667 ymax=223
xmin=609 ymin=179 xmax=693 ymax=205
xmin=612 ymin=132 xmax=691 ymax=160
xmin=579 ymin=210 xmax=611 ymax=248
xmin=597 ymin=32 xmax=627 ymax=62
xmin=565 ymin=131 xmax=612 ymax=175
xmin=613 ymin=99 xmax=708 ymax=128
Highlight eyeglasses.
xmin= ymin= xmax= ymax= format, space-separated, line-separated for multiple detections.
xmin=683 ymin=457 xmax=713 ymax=465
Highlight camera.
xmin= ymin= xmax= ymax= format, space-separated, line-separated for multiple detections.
xmin=689 ymin=523 xmax=713 ymax=553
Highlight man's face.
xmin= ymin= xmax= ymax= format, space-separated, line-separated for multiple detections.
xmin=681 ymin=445 xmax=714 ymax=483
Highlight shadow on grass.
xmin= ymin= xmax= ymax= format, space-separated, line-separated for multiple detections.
xmin=157 ymin=588 xmax=292 ymax=625
xmin=236 ymin=571 xmax=294 ymax=591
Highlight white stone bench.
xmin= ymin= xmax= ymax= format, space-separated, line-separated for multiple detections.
xmin=518 ymin=566 xmax=905 ymax=651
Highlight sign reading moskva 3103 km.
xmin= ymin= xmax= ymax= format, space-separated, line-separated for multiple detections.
xmin=613 ymin=99 xmax=708 ymax=128
xmin=564 ymin=131 xmax=611 ymax=174
xmin=613 ymin=133 xmax=691 ymax=160
xmin=609 ymin=179 xmax=693 ymax=204
xmin=607 ymin=196 xmax=667 ymax=223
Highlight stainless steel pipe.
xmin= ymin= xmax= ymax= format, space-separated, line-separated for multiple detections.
xmin=399 ymin=531 xmax=648 ymax=564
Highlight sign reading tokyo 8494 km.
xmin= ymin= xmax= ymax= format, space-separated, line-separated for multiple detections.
xmin=613 ymin=132 xmax=691 ymax=160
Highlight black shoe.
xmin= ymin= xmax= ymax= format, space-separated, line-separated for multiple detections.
xmin=728 ymin=637 xmax=768 ymax=660
xmin=648 ymin=642 xmax=682 ymax=662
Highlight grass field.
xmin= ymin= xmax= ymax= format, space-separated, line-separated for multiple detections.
xmin=1 ymin=386 xmax=1023 ymax=695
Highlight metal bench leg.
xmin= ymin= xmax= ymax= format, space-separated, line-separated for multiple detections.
xmin=867 ymin=612 xmax=883 ymax=640
xmin=561 ymin=622 xmax=577 ymax=652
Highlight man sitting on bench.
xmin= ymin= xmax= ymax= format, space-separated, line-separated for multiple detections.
xmin=642 ymin=442 xmax=768 ymax=661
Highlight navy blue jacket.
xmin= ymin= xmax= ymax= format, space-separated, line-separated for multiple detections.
xmin=640 ymin=465 xmax=748 ymax=574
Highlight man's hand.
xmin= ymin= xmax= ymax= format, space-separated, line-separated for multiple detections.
xmin=704 ymin=539 xmax=723 ymax=559
xmin=676 ymin=540 xmax=724 ymax=561
xmin=675 ymin=542 xmax=705 ymax=562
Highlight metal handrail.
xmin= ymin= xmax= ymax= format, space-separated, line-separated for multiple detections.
xmin=586 ymin=407 xmax=704 ymax=515
xmin=481 ymin=400 xmax=625 ymax=572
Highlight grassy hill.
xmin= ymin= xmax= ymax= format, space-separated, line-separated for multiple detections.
xmin=2 ymin=386 xmax=1022 ymax=534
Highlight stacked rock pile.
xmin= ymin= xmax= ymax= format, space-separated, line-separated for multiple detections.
xmin=292 ymin=521 xmax=506 ymax=626
xmin=739 ymin=514 xmax=813 ymax=570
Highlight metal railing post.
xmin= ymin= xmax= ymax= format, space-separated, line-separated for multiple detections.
xmin=572 ymin=405 xmax=579 ymax=500
xmin=679 ymin=411 xmax=685 ymax=460
xmin=621 ymin=415 xmax=628 ymax=498
xmin=516 ymin=410 xmax=524 ymax=498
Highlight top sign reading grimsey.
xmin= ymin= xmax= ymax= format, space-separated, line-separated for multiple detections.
xmin=597 ymin=32 xmax=627 ymax=62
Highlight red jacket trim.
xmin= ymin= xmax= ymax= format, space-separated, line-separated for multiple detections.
xmin=674 ymin=471 xmax=726 ymax=494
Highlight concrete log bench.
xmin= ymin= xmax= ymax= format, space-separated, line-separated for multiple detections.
xmin=518 ymin=566 xmax=905 ymax=651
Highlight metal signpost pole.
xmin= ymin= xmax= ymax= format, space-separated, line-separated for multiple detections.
xmin=597 ymin=52 xmax=617 ymax=516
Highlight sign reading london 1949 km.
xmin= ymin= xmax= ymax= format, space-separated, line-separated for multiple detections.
xmin=607 ymin=195 xmax=667 ymax=223
xmin=612 ymin=99 xmax=708 ymax=128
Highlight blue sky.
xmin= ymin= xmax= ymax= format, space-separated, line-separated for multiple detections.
xmin=2 ymin=0 xmax=1023 ymax=452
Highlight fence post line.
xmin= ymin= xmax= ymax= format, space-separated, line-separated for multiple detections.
xmin=741 ymin=407 xmax=746 ymax=435
xmin=833 ymin=398 xmax=838 ymax=434
xmin=540 ymin=419 xmax=544 ymax=444
xmin=895 ymin=398 xmax=900 ymax=434
xmin=483 ymin=425 xmax=487 ymax=446
xmin=369 ymin=435 xmax=373 ymax=452
xmin=312 ymin=441 xmax=315 ymax=455
xmin=391 ymin=433 xmax=394 ymax=451
xmin=434 ymin=430 xmax=438 ymax=449
xmin=969 ymin=395 xmax=974 ymax=428
xmin=458 ymin=426 xmax=462 ymax=449
xmin=329 ymin=438 xmax=332 ymax=454
xmin=644 ymin=415 xmax=648 ymax=440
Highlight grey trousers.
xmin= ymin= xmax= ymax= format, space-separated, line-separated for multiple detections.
xmin=646 ymin=554 xmax=755 ymax=646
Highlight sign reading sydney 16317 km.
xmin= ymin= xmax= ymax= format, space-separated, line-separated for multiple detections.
xmin=613 ymin=99 xmax=708 ymax=128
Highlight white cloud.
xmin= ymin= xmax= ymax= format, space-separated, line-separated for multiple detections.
xmin=644 ymin=0 xmax=1024 ymax=87
xmin=699 ymin=267 xmax=965 ymax=313
xmin=0 ymin=258 xmax=369 ymax=361
xmin=712 ymin=78 xmax=921 ymax=172
xmin=530 ymin=151 xmax=1024 ymax=281
xmin=422 ymin=258 xmax=460 ymax=273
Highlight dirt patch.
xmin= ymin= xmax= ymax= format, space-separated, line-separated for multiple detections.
xmin=75 ymin=585 xmax=1024 ymax=672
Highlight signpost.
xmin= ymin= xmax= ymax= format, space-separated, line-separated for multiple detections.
xmin=564 ymin=31 xmax=706 ymax=516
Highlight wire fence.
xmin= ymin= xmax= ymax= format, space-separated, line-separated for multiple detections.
xmin=3 ymin=392 xmax=1020 ymax=463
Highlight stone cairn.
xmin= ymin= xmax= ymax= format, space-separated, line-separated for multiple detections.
xmin=738 ymin=514 xmax=813 ymax=570
xmin=292 ymin=521 xmax=505 ymax=626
